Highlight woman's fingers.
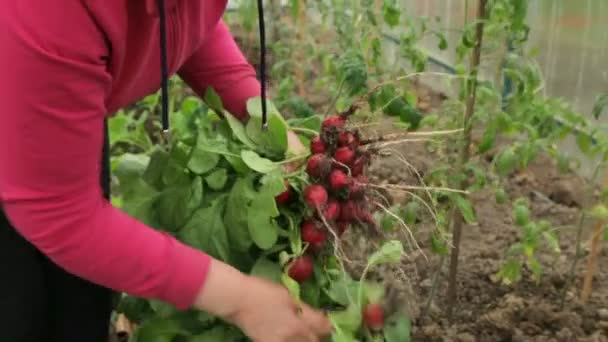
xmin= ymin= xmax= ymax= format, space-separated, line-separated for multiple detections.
xmin=299 ymin=304 xmax=333 ymax=337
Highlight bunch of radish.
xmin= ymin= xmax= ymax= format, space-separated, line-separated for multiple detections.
xmin=279 ymin=112 xmax=378 ymax=284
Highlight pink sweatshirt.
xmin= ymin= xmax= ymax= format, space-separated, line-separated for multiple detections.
xmin=0 ymin=0 xmax=260 ymax=309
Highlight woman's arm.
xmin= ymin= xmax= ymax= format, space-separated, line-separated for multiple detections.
xmin=0 ymin=1 xmax=209 ymax=310
xmin=178 ymin=19 xmax=261 ymax=120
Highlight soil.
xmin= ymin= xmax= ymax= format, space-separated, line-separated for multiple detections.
xmin=338 ymin=88 xmax=608 ymax=341
xmin=235 ymin=36 xmax=608 ymax=338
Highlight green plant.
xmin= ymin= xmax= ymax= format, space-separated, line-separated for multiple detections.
xmin=497 ymin=198 xmax=560 ymax=285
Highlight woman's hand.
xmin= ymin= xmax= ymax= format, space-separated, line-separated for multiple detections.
xmin=227 ymin=276 xmax=332 ymax=341
xmin=193 ymin=259 xmax=332 ymax=342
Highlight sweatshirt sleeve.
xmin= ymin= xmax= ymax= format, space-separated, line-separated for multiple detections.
xmin=179 ymin=19 xmax=261 ymax=120
xmin=0 ymin=2 xmax=210 ymax=310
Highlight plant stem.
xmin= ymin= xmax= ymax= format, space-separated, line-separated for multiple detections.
xmin=580 ymin=163 xmax=608 ymax=303
xmin=364 ymin=183 xmax=469 ymax=194
xmin=446 ymin=0 xmax=487 ymax=321
xmin=290 ymin=127 xmax=319 ymax=136
xmin=560 ymin=161 xmax=602 ymax=309
xmin=422 ymin=255 xmax=446 ymax=319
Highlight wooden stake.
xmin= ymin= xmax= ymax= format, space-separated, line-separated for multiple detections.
xmin=295 ymin=0 xmax=307 ymax=97
xmin=446 ymin=0 xmax=487 ymax=320
xmin=581 ymin=214 xmax=606 ymax=302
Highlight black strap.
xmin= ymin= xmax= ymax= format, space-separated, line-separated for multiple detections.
xmin=101 ymin=120 xmax=111 ymax=200
xmin=156 ymin=0 xmax=170 ymax=135
xmin=256 ymin=0 xmax=268 ymax=129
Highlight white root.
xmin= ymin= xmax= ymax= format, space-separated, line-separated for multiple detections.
xmin=374 ymin=201 xmax=426 ymax=261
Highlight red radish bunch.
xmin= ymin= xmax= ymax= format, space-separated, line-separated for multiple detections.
xmin=304 ymin=111 xmax=375 ymax=237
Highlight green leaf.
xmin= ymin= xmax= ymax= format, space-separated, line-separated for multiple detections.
xmin=120 ymin=179 xmax=160 ymax=227
xmin=383 ymin=0 xmax=401 ymax=27
xmin=592 ymin=94 xmax=608 ymax=119
xmin=384 ymin=313 xmax=412 ymax=342
xmin=223 ymin=110 xmax=257 ymax=150
xmin=260 ymin=172 xmax=288 ymax=196
xmin=287 ymin=115 xmax=322 ymax=131
xmin=603 ymin=224 xmax=608 ymax=241
xmin=247 ymin=190 xmax=280 ymax=249
xmin=329 ymin=305 xmax=362 ymax=334
xmin=224 ymin=177 xmax=256 ymax=252
xmin=250 ymin=257 xmax=282 ymax=284
xmin=326 ymin=276 xmax=358 ymax=306
xmin=241 ymin=150 xmax=279 ymax=173
xmin=301 ymin=280 xmax=321 ymax=307
xmin=336 ymin=50 xmax=368 ymax=97
xmin=180 ymin=197 xmax=230 ymax=262
xmin=478 ymin=123 xmax=497 ymax=153
xmin=143 ymin=148 xmax=169 ymax=188
xmin=367 ymin=240 xmax=403 ymax=267
xmin=281 ymin=273 xmax=301 ymax=299
xmin=589 ymin=204 xmax=608 ymax=219
xmin=331 ymin=331 xmax=359 ymax=342
xmin=542 ymin=231 xmax=560 ymax=253
xmin=114 ymin=153 xmax=150 ymax=185
xmin=205 ymin=169 xmax=228 ymax=190
xmin=148 ymin=300 xmax=177 ymax=318
xmin=495 ymin=188 xmax=508 ymax=204
xmin=513 ymin=199 xmax=530 ymax=227
xmin=156 ymin=185 xmax=192 ymax=230
xmin=527 ymin=255 xmax=542 ymax=283
xmin=191 ymin=326 xmax=241 ymax=342
xmin=362 ymin=281 xmax=385 ymax=304
xmin=495 ymin=147 xmax=517 ymax=176
xmin=130 ymin=317 xmax=185 ymax=342
xmin=450 ymin=194 xmax=476 ymax=224
xmin=576 ymin=133 xmax=593 ymax=155
xmin=399 ymin=105 xmax=423 ymax=130
xmin=403 ymin=201 xmax=420 ymax=225
xmin=246 ymin=97 xmax=289 ymax=155
xmin=430 ymin=232 xmax=449 ymax=255
xmin=188 ymin=145 xmax=220 ymax=174
xmin=203 ymin=87 xmax=224 ymax=112
xmin=497 ymin=258 xmax=522 ymax=285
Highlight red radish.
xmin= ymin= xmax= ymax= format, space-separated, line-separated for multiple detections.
xmin=322 ymin=115 xmax=345 ymax=131
xmin=363 ymin=303 xmax=384 ymax=331
xmin=324 ymin=199 xmax=341 ymax=220
xmin=340 ymin=200 xmax=363 ymax=221
xmin=329 ymin=169 xmax=351 ymax=191
xmin=336 ymin=221 xmax=349 ymax=236
xmin=301 ymin=220 xmax=327 ymax=250
xmin=351 ymin=155 xmax=367 ymax=177
xmin=306 ymin=154 xmax=326 ymax=178
xmin=304 ymin=184 xmax=328 ymax=208
xmin=338 ymin=131 xmax=359 ymax=147
xmin=310 ymin=136 xmax=327 ymax=154
xmin=287 ymin=255 xmax=314 ymax=283
xmin=334 ymin=147 xmax=356 ymax=166
xmin=275 ymin=181 xmax=292 ymax=205
xmin=349 ymin=176 xmax=367 ymax=199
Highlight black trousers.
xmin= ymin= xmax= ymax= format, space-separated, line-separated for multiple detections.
xmin=0 ymin=122 xmax=114 ymax=342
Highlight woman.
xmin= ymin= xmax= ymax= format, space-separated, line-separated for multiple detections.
xmin=0 ymin=1 xmax=331 ymax=341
